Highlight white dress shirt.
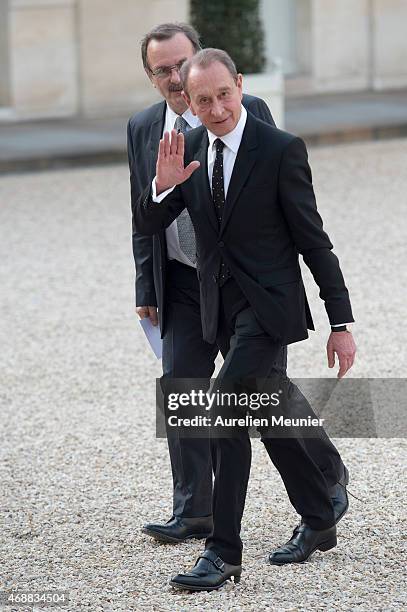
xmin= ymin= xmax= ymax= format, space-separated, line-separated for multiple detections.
xmin=163 ymin=104 xmax=200 ymax=268
xmin=206 ymin=105 xmax=247 ymax=196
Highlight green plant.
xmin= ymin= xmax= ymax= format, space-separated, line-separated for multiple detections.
xmin=190 ymin=0 xmax=265 ymax=74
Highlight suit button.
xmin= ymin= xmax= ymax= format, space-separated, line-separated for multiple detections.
xmin=218 ymin=241 xmax=225 ymax=248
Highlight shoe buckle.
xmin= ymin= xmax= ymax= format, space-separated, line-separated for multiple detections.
xmin=213 ymin=556 xmax=225 ymax=571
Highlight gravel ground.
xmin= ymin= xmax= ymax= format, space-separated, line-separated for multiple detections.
xmin=1 ymin=138 xmax=406 ymax=611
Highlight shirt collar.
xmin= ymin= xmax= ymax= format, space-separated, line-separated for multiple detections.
xmin=207 ymin=105 xmax=247 ymax=153
xmin=165 ymin=103 xmax=201 ymax=130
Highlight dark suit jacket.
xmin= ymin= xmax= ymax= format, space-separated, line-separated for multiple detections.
xmin=134 ymin=112 xmax=354 ymax=345
xmin=127 ymin=95 xmax=275 ymax=335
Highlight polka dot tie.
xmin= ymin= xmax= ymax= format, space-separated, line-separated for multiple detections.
xmin=212 ymin=139 xmax=231 ymax=286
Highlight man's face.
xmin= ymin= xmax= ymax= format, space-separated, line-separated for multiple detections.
xmin=183 ymin=61 xmax=243 ymax=136
xmin=146 ymin=33 xmax=195 ymax=115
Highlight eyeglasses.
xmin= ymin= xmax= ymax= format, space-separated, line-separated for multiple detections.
xmin=149 ymin=59 xmax=186 ymax=79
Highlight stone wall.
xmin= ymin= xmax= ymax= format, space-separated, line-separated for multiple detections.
xmin=264 ymin=0 xmax=407 ymax=96
xmin=1 ymin=0 xmax=188 ymax=119
xmin=1 ymin=0 xmax=407 ymax=119
xmin=372 ymin=0 xmax=407 ymax=89
xmin=7 ymin=0 xmax=77 ymax=118
xmin=312 ymin=0 xmax=370 ymax=92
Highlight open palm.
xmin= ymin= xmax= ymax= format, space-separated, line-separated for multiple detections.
xmin=156 ymin=130 xmax=200 ymax=194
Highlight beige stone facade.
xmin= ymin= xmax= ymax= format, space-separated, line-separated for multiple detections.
xmin=262 ymin=0 xmax=407 ymax=96
xmin=0 ymin=0 xmax=406 ymax=120
xmin=0 ymin=0 xmax=188 ymax=120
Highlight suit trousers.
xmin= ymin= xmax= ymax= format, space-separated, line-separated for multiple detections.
xmin=161 ymin=262 xmax=344 ymax=523
xmin=205 ymin=279 xmax=337 ymax=565
xmin=161 ymin=261 xmax=289 ymax=517
xmin=161 ymin=260 xmax=217 ymax=518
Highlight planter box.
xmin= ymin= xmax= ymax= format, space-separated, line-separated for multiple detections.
xmin=243 ymin=65 xmax=285 ymax=129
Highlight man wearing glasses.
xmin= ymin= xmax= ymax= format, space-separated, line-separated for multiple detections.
xmin=127 ymin=23 xmax=349 ymax=545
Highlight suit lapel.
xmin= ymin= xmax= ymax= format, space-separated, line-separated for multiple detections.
xmin=149 ymin=101 xmax=166 ymax=177
xmin=220 ymin=114 xmax=258 ymax=234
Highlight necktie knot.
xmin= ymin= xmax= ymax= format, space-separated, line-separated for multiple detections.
xmin=174 ymin=115 xmax=189 ymax=134
xmin=215 ymin=138 xmax=224 ymax=154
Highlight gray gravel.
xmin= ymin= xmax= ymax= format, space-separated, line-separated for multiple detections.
xmin=0 ymin=138 xmax=406 ymax=610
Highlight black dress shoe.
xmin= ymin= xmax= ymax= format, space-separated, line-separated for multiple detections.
xmin=269 ymin=523 xmax=337 ymax=565
xmin=142 ymin=516 xmax=213 ymax=544
xmin=330 ymin=465 xmax=349 ymax=523
xmin=170 ymin=549 xmax=242 ymax=591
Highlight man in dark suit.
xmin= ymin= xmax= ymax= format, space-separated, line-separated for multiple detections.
xmin=134 ymin=48 xmax=356 ymax=590
xmin=129 ymin=23 xmax=349 ymax=547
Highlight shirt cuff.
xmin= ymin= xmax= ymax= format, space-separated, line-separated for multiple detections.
xmin=152 ymin=177 xmax=176 ymax=203
xmin=331 ymin=323 xmax=353 ymax=327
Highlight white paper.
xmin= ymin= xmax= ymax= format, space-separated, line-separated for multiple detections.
xmin=139 ymin=317 xmax=162 ymax=359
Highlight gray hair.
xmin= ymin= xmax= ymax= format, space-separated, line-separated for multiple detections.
xmin=141 ymin=23 xmax=201 ymax=72
xmin=180 ymin=48 xmax=238 ymax=95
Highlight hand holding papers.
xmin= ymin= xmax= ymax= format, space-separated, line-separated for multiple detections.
xmin=139 ymin=317 xmax=162 ymax=359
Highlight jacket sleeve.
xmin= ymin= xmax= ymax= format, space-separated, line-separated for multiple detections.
xmin=278 ymin=137 xmax=354 ymax=325
xmin=247 ymin=97 xmax=276 ymax=127
xmin=134 ymin=182 xmax=187 ymax=237
xmin=127 ymin=119 xmax=157 ymax=306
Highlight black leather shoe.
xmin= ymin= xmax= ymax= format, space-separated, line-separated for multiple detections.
xmin=170 ymin=549 xmax=242 ymax=591
xmin=142 ymin=516 xmax=213 ymax=544
xmin=269 ymin=523 xmax=337 ymax=565
xmin=330 ymin=465 xmax=349 ymax=523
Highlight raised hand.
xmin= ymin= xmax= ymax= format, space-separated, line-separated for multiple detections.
xmin=156 ymin=130 xmax=200 ymax=194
